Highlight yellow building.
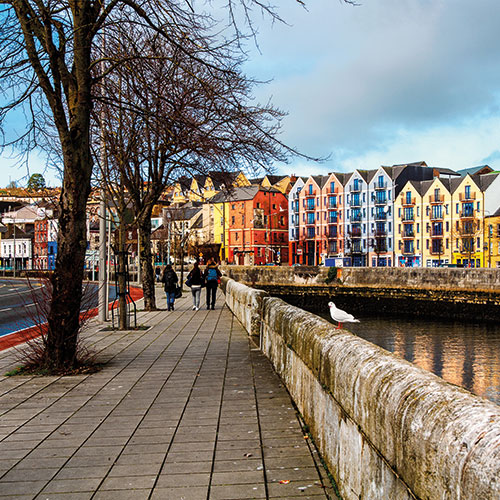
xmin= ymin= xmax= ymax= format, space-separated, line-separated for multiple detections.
xmin=421 ymin=177 xmax=454 ymax=267
xmin=451 ymin=175 xmax=483 ymax=267
xmin=204 ymin=193 xmax=229 ymax=262
xmin=173 ymin=171 xmax=251 ymax=204
xmin=394 ymin=180 xmax=423 ymax=267
xmin=484 ymin=212 xmax=500 ymax=268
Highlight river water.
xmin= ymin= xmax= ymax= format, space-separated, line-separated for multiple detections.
xmin=318 ymin=312 xmax=500 ymax=406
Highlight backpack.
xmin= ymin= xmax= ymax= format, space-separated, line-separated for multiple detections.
xmin=162 ymin=270 xmax=176 ymax=287
xmin=206 ymin=267 xmax=218 ymax=281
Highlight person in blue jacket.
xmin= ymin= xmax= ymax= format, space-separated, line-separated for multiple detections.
xmin=203 ymin=259 xmax=222 ymax=310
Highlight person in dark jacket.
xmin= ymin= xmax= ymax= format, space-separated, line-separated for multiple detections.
xmin=186 ymin=261 xmax=204 ymax=311
xmin=161 ymin=264 xmax=179 ymax=311
xmin=203 ymin=259 xmax=222 ymax=310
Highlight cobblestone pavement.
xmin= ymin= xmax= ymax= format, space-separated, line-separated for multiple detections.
xmin=0 ymin=288 xmax=334 ymax=499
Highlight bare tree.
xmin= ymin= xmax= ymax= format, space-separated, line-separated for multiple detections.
xmin=0 ymin=0 xmax=353 ymax=370
xmin=0 ymin=0 xmax=229 ymax=370
xmin=96 ymin=27 xmax=301 ymax=311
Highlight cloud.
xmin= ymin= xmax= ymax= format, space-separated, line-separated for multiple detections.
xmin=244 ymin=0 xmax=500 ymax=172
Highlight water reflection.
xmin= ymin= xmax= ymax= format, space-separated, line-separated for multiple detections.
xmin=319 ymin=313 xmax=500 ymax=406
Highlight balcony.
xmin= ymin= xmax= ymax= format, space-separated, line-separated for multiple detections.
xmin=430 ymin=247 xmax=444 ymax=256
xmin=349 ymin=228 xmax=362 ymax=238
xmin=305 ymin=190 xmax=316 ymax=198
xmin=374 ymin=182 xmax=387 ymax=190
xmin=328 ymin=217 xmax=338 ymax=224
xmin=305 ymin=204 xmax=316 ymax=212
xmin=374 ymin=212 xmax=387 ymax=221
xmin=374 ymin=230 xmax=387 ymax=237
xmin=459 ymin=226 xmax=475 ymax=236
xmin=350 ymin=214 xmax=362 ymax=222
xmin=459 ymin=210 xmax=475 ymax=219
xmin=429 ymin=194 xmax=444 ymax=204
xmin=431 ymin=230 xmax=443 ymax=238
xmin=350 ymin=185 xmax=361 ymax=193
xmin=430 ymin=212 xmax=443 ymax=221
xmin=459 ymin=192 xmax=476 ymax=201
xmin=375 ymin=197 xmax=387 ymax=206
xmin=349 ymin=200 xmax=361 ymax=208
xmin=401 ymin=196 xmax=416 ymax=207
xmin=373 ymin=243 xmax=388 ymax=253
xmin=402 ymin=214 xmax=414 ymax=222
xmin=402 ymin=231 xmax=415 ymax=239
xmin=402 ymin=247 xmax=415 ymax=255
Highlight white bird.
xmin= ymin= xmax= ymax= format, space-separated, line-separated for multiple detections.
xmin=328 ymin=301 xmax=360 ymax=329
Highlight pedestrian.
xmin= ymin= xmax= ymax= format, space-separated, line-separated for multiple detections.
xmin=203 ymin=258 xmax=222 ymax=310
xmin=161 ymin=264 xmax=179 ymax=311
xmin=186 ymin=261 xmax=204 ymax=311
xmin=155 ymin=266 xmax=161 ymax=282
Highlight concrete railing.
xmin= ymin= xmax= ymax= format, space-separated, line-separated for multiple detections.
xmin=224 ymin=278 xmax=500 ymax=500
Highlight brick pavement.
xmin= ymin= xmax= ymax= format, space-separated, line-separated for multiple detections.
xmin=0 ymin=287 xmax=335 ymax=499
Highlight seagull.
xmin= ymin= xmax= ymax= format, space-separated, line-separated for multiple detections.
xmin=328 ymin=301 xmax=360 ymax=329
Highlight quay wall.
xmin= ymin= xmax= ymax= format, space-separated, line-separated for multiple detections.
xmin=220 ymin=265 xmax=500 ymax=290
xmin=220 ymin=266 xmax=500 ymax=322
xmin=223 ymin=277 xmax=500 ymax=500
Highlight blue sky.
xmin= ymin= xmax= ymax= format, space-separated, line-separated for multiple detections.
xmin=2 ymin=0 xmax=500 ymax=187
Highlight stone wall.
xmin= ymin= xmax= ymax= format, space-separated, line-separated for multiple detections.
xmin=221 ymin=266 xmax=500 ymax=322
xmin=221 ymin=265 xmax=500 ymax=291
xmin=224 ymin=278 xmax=500 ymax=500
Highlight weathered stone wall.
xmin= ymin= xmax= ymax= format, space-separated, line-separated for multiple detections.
xmin=221 ymin=265 xmax=500 ymax=291
xmin=224 ymin=278 xmax=500 ymax=500
xmin=222 ymin=277 xmax=268 ymax=341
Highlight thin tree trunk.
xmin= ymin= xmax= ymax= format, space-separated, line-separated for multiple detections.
xmin=138 ymin=214 xmax=157 ymax=311
xmin=117 ymin=219 xmax=129 ymax=330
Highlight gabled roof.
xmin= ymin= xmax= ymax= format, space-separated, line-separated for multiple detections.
xmin=472 ymin=172 xmax=499 ymax=191
xmin=3 ymin=224 xmax=32 ymax=239
xmin=457 ymin=165 xmax=493 ymax=177
xmin=311 ymin=175 xmax=330 ymax=189
xmin=389 ymin=161 xmax=428 ymax=168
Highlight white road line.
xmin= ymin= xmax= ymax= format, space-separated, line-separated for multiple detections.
xmin=0 ymin=307 xmax=12 ymax=312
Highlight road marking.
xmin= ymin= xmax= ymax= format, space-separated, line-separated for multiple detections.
xmin=0 ymin=307 xmax=12 ymax=312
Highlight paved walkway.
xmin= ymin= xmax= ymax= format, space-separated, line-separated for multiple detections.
xmin=0 ymin=288 xmax=335 ymax=499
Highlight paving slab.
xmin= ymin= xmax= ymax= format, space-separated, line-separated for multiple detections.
xmin=0 ymin=287 xmax=334 ymax=499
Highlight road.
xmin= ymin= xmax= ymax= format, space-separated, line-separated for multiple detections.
xmin=0 ymin=278 xmax=118 ymax=338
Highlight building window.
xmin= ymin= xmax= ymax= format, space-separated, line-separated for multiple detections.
xmin=309 ymin=184 xmax=313 ymax=195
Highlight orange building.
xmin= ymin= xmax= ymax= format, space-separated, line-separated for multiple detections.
xmin=227 ymin=186 xmax=288 ymax=265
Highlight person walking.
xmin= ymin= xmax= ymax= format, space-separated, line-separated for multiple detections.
xmin=186 ymin=261 xmax=204 ymax=311
xmin=203 ymin=258 xmax=222 ymax=310
xmin=161 ymin=264 xmax=179 ymax=311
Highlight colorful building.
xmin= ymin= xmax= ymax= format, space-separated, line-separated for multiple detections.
xmin=225 ymin=186 xmax=288 ymax=265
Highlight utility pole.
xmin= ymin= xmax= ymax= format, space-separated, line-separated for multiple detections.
xmin=98 ymin=195 xmax=107 ymax=322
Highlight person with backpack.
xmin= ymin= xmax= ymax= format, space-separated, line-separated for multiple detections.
xmin=161 ymin=264 xmax=179 ymax=311
xmin=203 ymin=258 xmax=222 ymax=310
xmin=186 ymin=261 xmax=204 ymax=311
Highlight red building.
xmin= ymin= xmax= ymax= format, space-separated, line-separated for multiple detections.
xmin=34 ymin=219 xmax=49 ymax=270
xmin=227 ymin=186 xmax=288 ymax=265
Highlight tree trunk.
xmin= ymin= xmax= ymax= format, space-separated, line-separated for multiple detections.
xmin=45 ymin=142 xmax=92 ymax=370
xmin=138 ymin=214 xmax=157 ymax=311
xmin=117 ymin=217 xmax=129 ymax=330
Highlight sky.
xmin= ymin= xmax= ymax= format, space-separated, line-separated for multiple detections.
xmin=1 ymin=0 xmax=500 ymax=187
